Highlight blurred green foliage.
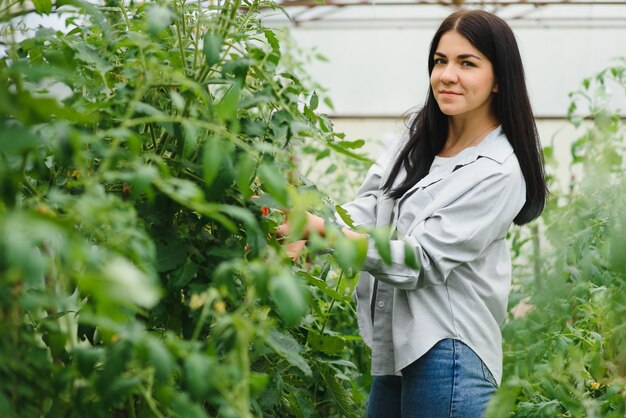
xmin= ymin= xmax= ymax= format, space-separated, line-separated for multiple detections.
xmin=0 ymin=0 xmax=373 ymax=416
xmin=487 ymin=60 xmax=626 ymax=417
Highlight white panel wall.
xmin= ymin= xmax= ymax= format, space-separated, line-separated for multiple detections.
xmin=284 ymin=25 xmax=626 ymax=117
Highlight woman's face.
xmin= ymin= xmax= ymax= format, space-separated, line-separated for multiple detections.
xmin=430 ymin=31 xmax=498 ymax=120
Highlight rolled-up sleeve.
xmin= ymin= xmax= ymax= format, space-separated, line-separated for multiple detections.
xmin=335 ymin=165 xmax=382 ymax=228
xmin=334 ymin=145 xmax=397 ymax=228
xmin=363 ymin=167 xmax=525 ymax=290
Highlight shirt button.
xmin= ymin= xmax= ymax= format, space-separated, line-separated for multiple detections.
xmin=378 ymin=301 xmax=385 ymax=308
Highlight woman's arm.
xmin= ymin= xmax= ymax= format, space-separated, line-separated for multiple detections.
xmin=362 ymin=168 xmax=525 ymax=290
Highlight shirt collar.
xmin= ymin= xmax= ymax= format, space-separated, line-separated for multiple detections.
xmin=469 ymin=125 xmax=513 ymax=164
xmin=403 ymin=126 xmax=514 ymax=192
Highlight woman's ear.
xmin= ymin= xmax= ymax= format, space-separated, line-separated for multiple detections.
xmin=492 ymin=83 xmax=499 ymax=93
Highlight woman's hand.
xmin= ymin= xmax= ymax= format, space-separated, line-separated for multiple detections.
xmin=273 ymin=211 xmax=320 ymax=262
xmin=275 ymin=210 xmax=368 ymax=261
xmin=284 ymin=239 xmax=307 ymax=261
xmin=276 ymin=211 xmax=325 ymax=239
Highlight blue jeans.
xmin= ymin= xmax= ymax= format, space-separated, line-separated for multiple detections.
xmin=366 ymin=339 xmax=498 ymax=418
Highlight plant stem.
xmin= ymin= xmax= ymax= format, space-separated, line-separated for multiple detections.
xmin=122 ymin=115 xmax=255 ymax=154
xmin=139 ymin=383 xmax=166 ymax=418
xmin=191 ymin=302 xmax=211 ymax=340
xmin=532 ymin=224 xmax=541 ymax=289
xmin=198 ymin=0 xmax=251 ymax=85
xmin=319 ymin=269 xmax=343 ymax=336
xmin=192 ymin=0 xmax=202 ymax=70
xmin=149 ymin=123 xmax=157 ymax=150
xmin=119 ymin=2 xmax=147 ymax=72
xmin=175 ymin=17 xmax=189 ymax=77
xmin=129 ymin=396 xmax=137 ymax=418
xmin=0 ymin=0 xmax=22 ymax=16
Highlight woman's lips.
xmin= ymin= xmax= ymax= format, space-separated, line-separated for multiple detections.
xmin=440 ymin=90 xmax=462 ymax=96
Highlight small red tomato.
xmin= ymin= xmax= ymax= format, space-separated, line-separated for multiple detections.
xmin=251 ymin=195 xmax=269 ymax=217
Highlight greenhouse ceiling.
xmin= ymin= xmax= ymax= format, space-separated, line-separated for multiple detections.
xmin=259 ymin=0 xmax=626 ymax=29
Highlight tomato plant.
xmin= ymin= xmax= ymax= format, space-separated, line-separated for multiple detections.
xmin=3 ymin=0 xmax=624 ymax=416
xmin=0 ymin=1 xmax=372 ymax=417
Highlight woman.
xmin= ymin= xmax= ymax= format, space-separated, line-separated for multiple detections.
xmin=282 ymin=9 xmax=547 ymax=417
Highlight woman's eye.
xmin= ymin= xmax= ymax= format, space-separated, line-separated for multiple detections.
xmin=462 ymin=61 xmax=476 ymax=67
xmin=434 ymin=58 xmax=446 ymax=65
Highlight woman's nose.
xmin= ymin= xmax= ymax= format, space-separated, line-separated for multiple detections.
xmin=439 ymin=65 xmax=458 ymax=84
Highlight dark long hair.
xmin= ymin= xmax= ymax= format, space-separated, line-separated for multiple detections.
xmin=382 ymin=10 xmax=547 ymax=225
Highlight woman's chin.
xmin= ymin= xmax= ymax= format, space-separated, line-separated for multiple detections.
xmin=438 ymin=107 xmax=460 ymax=116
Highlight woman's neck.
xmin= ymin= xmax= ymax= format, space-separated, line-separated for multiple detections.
xmin=439 ymin=116 xmax=499 ymax=157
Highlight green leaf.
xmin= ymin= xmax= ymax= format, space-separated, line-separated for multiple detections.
xmin=286 ymin=207 xmax=307 ymax=241
xmin=603 ymin=147 xmax=622 ymax=167
xmin=81 ymin=257 xmax=161 ymax=309
xmin=316 ymin=148 xmax=331 ymax=161
xmin=249 ymin=194 xmax=278 ymax=209
xmin=249 ymin=372 xmax=269 ymax=398
xmin=371 ymin=228 xmax=392 ymax=265
xmin=307 ymin=332 xmax=346 ymax=356
xmin=184 ymin=353 xmax=214 ymax=401
xmin=258 ymin=162 xmax=289 ymax=207
xmin=337 ymin=139 xmax=365 ymax=149
xmin=203 ymin=136 xmax=224 ymax=186
xmin=257 ymin=371 xmax=283 ymax=409
xmin=102 ymin=376 xmax=142 ymax=403
xmin=11 ymin=89 xmax=92 ymax=124
xmin=609 ymin=208 xmax=626 ymax=273
xmin=354 ymin=237 xmax=368 ymax=268
xmin=171 ymin=392 xmax=209 ymax=418
xmin=74 ymin=347 xmax=105 ymax=377
xmin=323 ymin=97 xmax=335 ymax=111
xmin=404 ymin=242 xmax=420 ymax=270
xmin=170 ymin=91 xmax=186 ymax=112
xmin=269 ymin=109 xmax=292 ymax=141
xmin=334 ymin=236 xmax=357 ymax=271
xmin=146 ymin=5 xmax=176 ymax=35
xmin=299 ymin=272 xmax=349 ymax=302
xmin=265 ymin=330 xmax=312 ymax=376
xmin=0 ymin=123 xmax=39 ymax=154
xmin=73 ymin=43 xmax=112 ymax=74
xmin=156 ymin=240 xmax=187 ymax=272
xmin=32 ymin=0 xmax=52 ymax=14
xmin=107 ymin=165 xmax=159 ymax=199
xmin=328 ymin=142 xmax=372 ymax=163
xmin=160 ymin=177 xmax=204 ymax=203
xmin=309 ymin=91 xmax=319 ymax=110
xmin=219 ymin=205 xmax=257 ymax=227
xmin=335 ymin=205 xmax=356 ymax=229
xmin=134 ymin=102 xmax=166 ymax=118
xmin=236 ymin=152 xmax=256 ymax=198
xmin=286 ymin=390 xmax=315 ymax=418
xmin=222 ymin=58 xmax=250 ymax=84
xmin=215 ymin=84 xmax=241 ymax=121
xmin=315 ymin=363 xmax=358 ymax=417
xmin=203 ymin=32 xmax=223 ymax=67
xmin=42 ymin=330 xmax=68 ymax=362
xmin=269 ymin=270 xmax=308 ymax=327
xmin=303 ymin=105 xmax=316 ymax=122
xmin=484 ymin=384 xmax=521 ymax=418
xmin=263 ymin=29 xmax=280 ymax=54
xmin=144 ymin=338 xmax=174 ymax=383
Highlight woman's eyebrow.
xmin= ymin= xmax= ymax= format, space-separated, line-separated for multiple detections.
xmin=458 ymin=53 xmax=482 ymax=60
xmin=434 ymin=52 xmax=482 ymax=60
